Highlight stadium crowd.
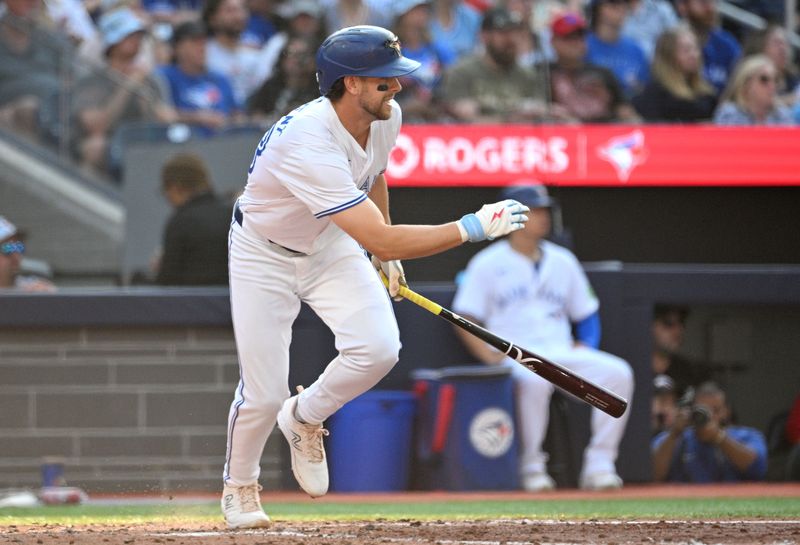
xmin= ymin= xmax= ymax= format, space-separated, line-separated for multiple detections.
xmin=0 ymin=0 xmax=798 ymax=180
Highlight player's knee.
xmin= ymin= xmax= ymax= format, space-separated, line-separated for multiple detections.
xmin=613 ymin=358 xmax=635 ymax=395
xmin=363 ymin=334 xmax=401 ymax=374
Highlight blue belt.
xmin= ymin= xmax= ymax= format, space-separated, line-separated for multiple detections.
xmin=234 ymin=203 xmax=305 ymax=256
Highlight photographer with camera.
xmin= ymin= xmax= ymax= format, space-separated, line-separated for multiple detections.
xmin=652 ymin=381 xmax=767 ymax=482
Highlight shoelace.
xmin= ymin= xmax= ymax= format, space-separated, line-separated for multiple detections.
xmin=291 ymin=384 xmax=329 ymax=464
xmin=297 ymin=422 xmax=329 ymax=463
xmin=237 ymin=484 xmax=263 ymax=513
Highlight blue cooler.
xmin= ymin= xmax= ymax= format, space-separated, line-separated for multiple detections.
xmin=326 ymin=390 xmax=416 ymax=492
xmin=411 ymin=366 xmax=519 ymax=491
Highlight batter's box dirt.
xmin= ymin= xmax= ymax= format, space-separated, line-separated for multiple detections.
xmin=2 ymin=519 xmax=799 ymax=545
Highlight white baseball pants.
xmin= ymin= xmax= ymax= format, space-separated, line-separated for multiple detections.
xmin=510 ymin=344 xmax=634 ymax=478
xmin=223 ymin=217 xmax=401 ymax=486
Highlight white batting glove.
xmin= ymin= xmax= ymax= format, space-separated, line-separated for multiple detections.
xmin=456 ymin=199 xmax=530 ymax=242
xmin=371 ymin=255 xmax=407 ymax=301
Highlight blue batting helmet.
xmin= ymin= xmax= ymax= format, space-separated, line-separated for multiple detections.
xmin=315 ymin=25 xmax=421 ymax=95
xmin=500 ymin=184 xmax=554 ymax=208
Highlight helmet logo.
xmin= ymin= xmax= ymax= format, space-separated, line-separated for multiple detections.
xmin=385 ymin=37 xmax=402 ymax=57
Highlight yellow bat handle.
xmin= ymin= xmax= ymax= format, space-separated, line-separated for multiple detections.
xmin=379 ymin=271 xmax=443 ymax=315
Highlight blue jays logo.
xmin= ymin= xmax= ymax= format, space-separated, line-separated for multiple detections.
xmin=469 ymin=407 xmax=514 ymax=458
xmin=386 ymin=37 xmax=402 ymax=57
xmin=597 ymin=130 xmax=648 ymax=182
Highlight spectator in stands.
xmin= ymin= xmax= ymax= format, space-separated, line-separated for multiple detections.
xmin=429 ymin=0 xmax=482 ymax=60
xmin=203 ymin=0 xmax=267 ymax=107
xmin=675 ymin=0 xmax=741 ymax=96
xmin=632 ymin=24 xmax=717 ymax=122
xmin=258 ymin=1 xmax=327 ymax=87
xmin=621 ymin=0 xmax=679 ymax=61
xmin=322 ymin=0 xmax=392 ymax=36
xmin=0 ymin=216 xmax=56 ymax=292
xmin=240 ymin=0 xmax=279 ymax=48
xmin=156 ymin=20 xmax=243 ymax=134
xmin=45 ymin=0 xmax=103 ymax=62
xmin=390 ymin=0 xmax=455 ymax=123
xmin=0 ymin=0 xmax=71 ymax=141
xmin=72 ymin=7 xmax=178 ymax=176
xmin=743 ymin=24 xmax=798 ymax=107
xmin=651 ymin=304 xmax=711 ymax=398
xmin=99 ymin=0 xmax=173 ymax=69
xmin=652 ymin=381 xmax=768 ymax=482
xmin=438 ymin=7 xmax=553 ymax=123
xmin=246 ymin=36 xmax=319 ymax=125
xmin=713 ymin=54 xmax=795 ymax=125
xmin=652 ymin=374 xmax=679 ymax=437
xmin=548 ymin=12 xmax=640 ymax=123
xmin=156 ymin=153 xmax=232 ymax=286
xmin=452 ymin=184 xmax=634 ymax=492
xmin=585 ymin=0 xmax=650 ymax=98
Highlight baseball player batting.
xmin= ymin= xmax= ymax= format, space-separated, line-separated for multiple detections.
xmin=221 ymin=25 xmax=530 ymax=529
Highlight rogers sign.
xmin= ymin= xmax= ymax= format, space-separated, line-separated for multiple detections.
xmin=384 ymin=125 xmax=800 ymax=187
xmin=388 ymin=132 xmax=569 ymax=180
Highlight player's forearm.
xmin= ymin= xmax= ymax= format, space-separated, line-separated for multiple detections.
xmin=367 ymin=175 xmax=391 ymax=224
xmin=366 ymin=223 xmax=464 ymax=261
xmin=333 ymin=197 xmax=527 ymax=261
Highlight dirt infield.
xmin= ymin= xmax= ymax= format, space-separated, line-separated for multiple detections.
xmin=2 ymin=484 xmax=799 ymax=545
xmin=3 ymin=519 xmax=799 ymax=545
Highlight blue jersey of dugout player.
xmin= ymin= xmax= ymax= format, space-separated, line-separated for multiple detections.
xmin=220 ymin=25 xmax=532 ymax=529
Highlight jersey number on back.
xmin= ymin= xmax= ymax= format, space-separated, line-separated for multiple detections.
xmin=247 ymin=115 xmax=294 ymax=174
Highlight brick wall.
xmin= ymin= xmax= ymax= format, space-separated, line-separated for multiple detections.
xmin=0 ymin=325 xmax=284 ymax=493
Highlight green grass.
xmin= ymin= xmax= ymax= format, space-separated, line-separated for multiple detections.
xmin=1 ymin=497 xmax=798 ymax=525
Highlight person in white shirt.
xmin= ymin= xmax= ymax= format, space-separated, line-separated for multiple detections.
xmin=221 ymin=24 xmax=530 ymax=529
xmin=452 ymin=184 xmax=634 ymax=492
xmin=203 ymin=0 xmax=265 ymax=105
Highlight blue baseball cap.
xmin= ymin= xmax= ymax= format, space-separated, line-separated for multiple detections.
xmin=99 ymin=7 xmax=146 ymax=52
xmin=500 ymin=184 xmax=554 ymax=208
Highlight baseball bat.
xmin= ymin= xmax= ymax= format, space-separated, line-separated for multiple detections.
xmin=382 ymin=275 xmax=628 ymax=418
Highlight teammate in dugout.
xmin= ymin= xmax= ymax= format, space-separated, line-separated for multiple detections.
xmin=452 ymin=184 xmax=634 ymax=492
xmin=221 ymin=25 xmax=531 ymax=529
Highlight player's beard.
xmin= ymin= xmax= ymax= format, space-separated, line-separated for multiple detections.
xmin=360 ymin=95 xmax=393 ymax=121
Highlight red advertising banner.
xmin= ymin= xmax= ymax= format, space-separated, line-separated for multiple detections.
xmin=385 ymin=125 xmax=800 ymax=187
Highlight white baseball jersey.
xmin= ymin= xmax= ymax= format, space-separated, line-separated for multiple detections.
xmin=453 ymin=239 xmax=598 ymax=350
xmin=452 ymin=239 xmax=633 ymax=480
xmin=238 ymin=96 xmax=401 ymax=254
xmin=223 ymin=96 xmax=405 ymax=487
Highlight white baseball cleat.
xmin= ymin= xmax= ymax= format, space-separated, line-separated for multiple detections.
xmin=522 ymin=472 xmax=556 ymax=492
xmin=579 ymin=471 xmax=623 ymax=491
xmin=276 ymin=389 xmax=329 ymax=498
xmin=221 ymin=483 xmax=270 ymax=529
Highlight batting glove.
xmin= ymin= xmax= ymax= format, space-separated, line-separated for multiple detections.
xmin=457 ymin=199 xmax=530 ymax=242
xmin=371 ymin=256 xmax=407 ymax=301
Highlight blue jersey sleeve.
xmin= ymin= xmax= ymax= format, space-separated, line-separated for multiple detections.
xmin=574 ymin=310 xmax=601 ymax=349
